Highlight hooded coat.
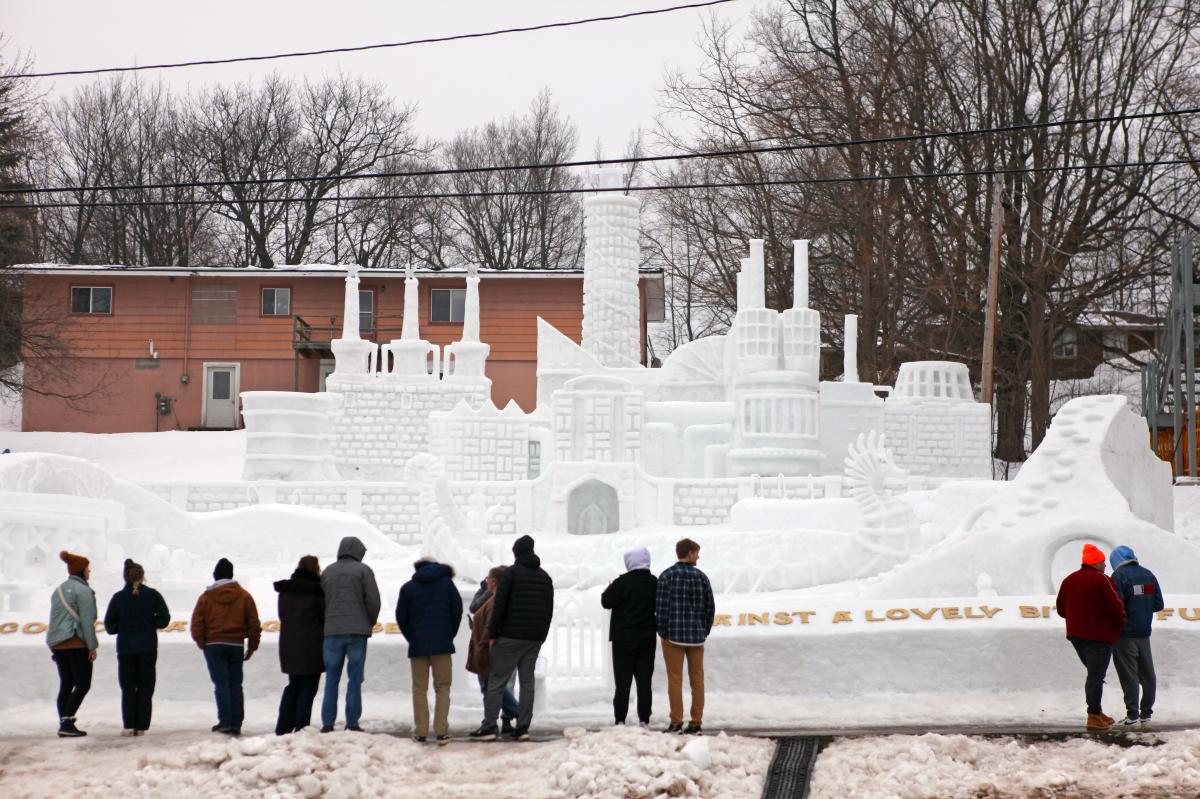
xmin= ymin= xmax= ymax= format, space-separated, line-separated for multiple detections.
xmin=190 ymin=580 xmax=262 ymax=652
xmin=103 ymin=583 xmax=170 ymax=655
xmin=1108 ymin=546 xmax=1165 ymax=638
xmin=274 ymin=569 xmax=325 ymax=674
xmin=321 ymin=537 xmax=382 ymax=637
xmin=600 ymin=547 xmax=658 ymax=644
xmin=488 ymin=535 xmax=554 ymax=643
xmin=1055 ymin=565 xmax=1127 ymax=644
xmin=395 ymin=562 xmax=463 ymax=658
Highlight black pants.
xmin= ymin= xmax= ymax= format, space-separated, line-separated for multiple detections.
xmin=118 ymin=651 xmax=157 ymax=731
xmin=276 ymin=674 xmax=321 ymax=735
xmin=52 ymin=648 xmax=93 ymax=719
xmin=612 ymin=637 xmax=655 ymax=724
xmin=1070 ymin=637 xmax=1113 ymax=715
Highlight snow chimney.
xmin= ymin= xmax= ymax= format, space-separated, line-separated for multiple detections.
xmin=793 ymin=239 xmax=809 ymax=310
xmin=844 ymin=314 xmax=859 ymax=383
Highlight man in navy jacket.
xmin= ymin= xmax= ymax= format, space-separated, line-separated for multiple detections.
xmin=396 ymin=559 xmax=462 ymax=744
xmin=1108 ymin=545 xmax=1165 ymax=726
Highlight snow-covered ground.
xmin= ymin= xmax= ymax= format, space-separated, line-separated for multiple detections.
xmin=1 ymin=725 xmax=772 ymax=799
xmin=810 ymin=731 xmax=1200 ymax=799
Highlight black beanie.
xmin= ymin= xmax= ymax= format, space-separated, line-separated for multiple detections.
xmin=512 ymin=535 xmax=535 ymax=556
xmin=213 ymin=558 xmax=234 ymax=581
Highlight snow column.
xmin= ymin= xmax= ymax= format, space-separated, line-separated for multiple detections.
xmin=582 ymin=167 xmax=642 ymax=367
xmin=444 ymin=263 xmax=491 ymax=387
xmin=331 ymin=263 xmax=375 ymax=376
xmin=386 ymin=263 xmax=439 ymax=378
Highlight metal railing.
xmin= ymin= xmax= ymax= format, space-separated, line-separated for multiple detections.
xmin=292 ymin=314 xmax=404 ymax=350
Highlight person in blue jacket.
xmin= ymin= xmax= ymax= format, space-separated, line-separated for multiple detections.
xmin=395 ymin=558 xmax=463 ymax=745
xmin=103 ymin=559 xmax=171 ymax=735
xmin=1109 ymin=545 xmax=1164 ymax=725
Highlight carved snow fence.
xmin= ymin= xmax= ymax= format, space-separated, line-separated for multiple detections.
xmin=540 ymin=596 xmax=613 ymax=693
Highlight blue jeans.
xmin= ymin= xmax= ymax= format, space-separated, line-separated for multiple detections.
xmin=203 ymin=645 xmax=244 ymax=730
xmin=477 ymin=672 xmax=519 ymax=722
xmin=321 ymin=635 xmax=367 ymax=728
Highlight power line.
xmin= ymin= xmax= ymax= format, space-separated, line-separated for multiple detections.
xmin=6 ymin=105 xmax=1198 ymax=197
xmin=3 ymin=157 xmax=1195 ymax=210
xmin=3 ymin=0 xmax=737 ymax=80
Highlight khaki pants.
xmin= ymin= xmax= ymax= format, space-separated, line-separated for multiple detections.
xmin=661 ymin=640 xmax=704 ymax=726
xmin=410 ymin=654 xmax=453 ymax=737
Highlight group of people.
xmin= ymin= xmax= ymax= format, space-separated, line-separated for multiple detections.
xmin=55 ymin=535 xmax=1153 ymax=738
xmin=44 ymin=534 xmax=718 ymax=741
xmin=1056 ymin=543 xmax=1165 ymax=730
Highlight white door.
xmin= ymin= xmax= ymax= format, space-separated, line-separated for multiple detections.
xmin=203 ymin=363 xmax=239 ymax=428
xmin=319 ymin=358 xmax=336 ymax=391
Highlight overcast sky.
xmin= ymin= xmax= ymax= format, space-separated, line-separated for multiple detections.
xmin=3 ymin=0 xmax=750 ymax=156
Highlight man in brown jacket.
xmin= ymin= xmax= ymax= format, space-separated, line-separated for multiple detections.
xmin=191 ymin=558 xmax=261 ymax=736
xmin=465 ymin=566 xmax=519 ymax=736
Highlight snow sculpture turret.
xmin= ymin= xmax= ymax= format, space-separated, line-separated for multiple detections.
xmin=726 ymin=239 xmax=822 ymax=477
xmin=443 ymin=263 xmax=491 ymax=388
xmin=883 ymin=361 xmax=989 ymax=478
xmin=582 ymin=168 xmax=641 ymax=367
xmin=384 ymin=263 xmax=438 ymax=379
xmin=330 ymin=262 xmax=376 ymax=377
xmin=818 ymin=312 xmax=884 ymax=473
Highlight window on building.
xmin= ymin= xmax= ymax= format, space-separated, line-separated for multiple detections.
xmin=1052 ymin=328 xmax=1078 ymax=359
xmin=430 ymin=288 xmax=466 ymax=323
xmin=70 ymin=286 xmax=112 ymax=314
xmin=528 ymin=440 xmax=541 ymax=479
xmin=261 ymin=287 xmax=291 ymax=316
xmin=359 ymin=289 xmax=375 ymax=332
xmin=191 ymin=285 xmax=237 ymax=324
xmin=1103 ymin=331 xmax=1126 ymax=352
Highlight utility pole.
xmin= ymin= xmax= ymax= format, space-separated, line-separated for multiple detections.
xmin=980 ymin=173 xmax=1004 ymax=404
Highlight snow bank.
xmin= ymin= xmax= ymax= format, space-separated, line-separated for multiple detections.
xmin=0 ymin=429 xmax=245 ymax=481
xmin=810 ymin=731 xmax=1200 ymax=799
xmin=1 ymin=726 xmax=771 ymax=799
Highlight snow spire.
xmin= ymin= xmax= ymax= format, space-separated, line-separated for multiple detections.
xmin=844 ymin=314 xmax=860 ymax=383
xmin=746 ymin=239 xmax=766 ymax=310
xmin=341 ymin=262 xmax=361 ymax=341
xmin=401 ymin=262 xmax=419 ymax=341
xmin=793 ymin=239 xmax=809 ymax=310
xmin=463 ymin=262 xmax=481 ymax=343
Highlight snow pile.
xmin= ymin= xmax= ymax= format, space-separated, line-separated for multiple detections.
xmin=546 ymin=726 xmax=768 ymax=798
xmin=810 ymin=731 xmax=1200 ymax=799
xmin=48 ymin=726 xmax=771 ymax=799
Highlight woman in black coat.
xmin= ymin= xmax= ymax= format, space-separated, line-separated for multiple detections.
xmin=103 ymin=559 xmax=171 ymax=735
xmin=274 ymin=556 xmax=325 ymax=735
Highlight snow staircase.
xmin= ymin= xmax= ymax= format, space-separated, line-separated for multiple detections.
xmin=760 ymin=736 xmax=821 ymax=799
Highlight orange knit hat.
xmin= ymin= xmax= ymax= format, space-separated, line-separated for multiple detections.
xmin=60 ymin=550 xmax=89 ymax=576
xmin=1081 ymin=544 xmax=1105 ymax=566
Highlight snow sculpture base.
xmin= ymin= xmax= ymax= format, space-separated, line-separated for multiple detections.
xmin=329 ymin=338 xmax=375 ymax=377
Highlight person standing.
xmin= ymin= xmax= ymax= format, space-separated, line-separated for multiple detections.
xmin=396 ymin=558 xmax=463 ymax=744
xmin=601 ymin=546 xmax=658 ymax=727
xmin=1109 ymin=545 xmax=1165 ymax=726
xmin=46 ymin=551 xmax=99 ymax=738
xmin=466 ymin=566 xmax=520 ymax=736
xmin=656 ymin=538 xmax=715 ymax=735
xmin=470 ymin=535 xmax=554 ymax=741
xmin=191 ymin=558 xmax=262 ymax=736
xmin=103 ymin=559 xmax=170 ymax=736
xmin=273 ymin=555 xmax=325 ymax=735
xmin=320 ymin=536 xmax=381 ymax=733
xmin=1055 ymin=543 xmax=1127 ymax=731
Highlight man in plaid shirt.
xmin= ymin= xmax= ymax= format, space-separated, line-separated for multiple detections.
xmin=655 ymin=538 xmax=715 ymax=734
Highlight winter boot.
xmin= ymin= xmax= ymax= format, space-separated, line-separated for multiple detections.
xmin=436 ymin=735 xmax=451 ymax=746
xmin=469 ymin=724 xmax=498 ymax=741
xmin=665 ymin=723 xmax=683 ymax=734
xmin=1086 ymin=713 xmax=1112 ymax=731
xmin=683 ymin=724 xmax=703 ymax=735
xmin=1099 ymin=713 xmax=1115 ymax=725
xmin=57 ymin=718 xmax=86 ymax=738
xmin=412 ymin=735 xmax=427 ymax=743
xmin=320 ymin=725 xmax=335 ymax=733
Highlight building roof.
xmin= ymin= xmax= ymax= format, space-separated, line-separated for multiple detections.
xmin=12 ymin=263 xmax=664 ymax=280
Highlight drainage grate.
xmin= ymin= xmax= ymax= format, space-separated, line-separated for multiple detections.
xmin=760 ymin=736 xmax=821 ymax=799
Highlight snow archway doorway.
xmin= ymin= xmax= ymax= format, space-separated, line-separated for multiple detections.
xmin=567 ymin=479 xmax=619 ymax=535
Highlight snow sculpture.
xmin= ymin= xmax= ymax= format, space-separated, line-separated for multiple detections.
xmin=326 ymin=263 xmax=489 ymax=480
xmin=429 ymin=399 xmax=536 ymax=481
xmin=883 ymin=361 xmax=991 ymax=478
xmin=442 ymin=263 xmax=491 ymax=388
xmin=404 ymin=453 xmax=491 ymax=578
xmin=329 ymin=261 xmax=375 ymax=377
xmin=240 ymin=391 xmax=342 ymax=481
xmin=865 ymin=395 xmax=1195 ymax=597
xmin=582 ymin=168 xmax=641 ymax=367
xmin=844 ymin=430 xmax=920 ymax=553
xmin=818 ymin=315 xmax=885 ymax=473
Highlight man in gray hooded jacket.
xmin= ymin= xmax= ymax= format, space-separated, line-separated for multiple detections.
xmin=319 ymin=537 xmax=381 ymax=732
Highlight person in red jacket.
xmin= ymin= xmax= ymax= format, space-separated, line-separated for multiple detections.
xmin=1055 ymin=543 xmax=1127 ymax=731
